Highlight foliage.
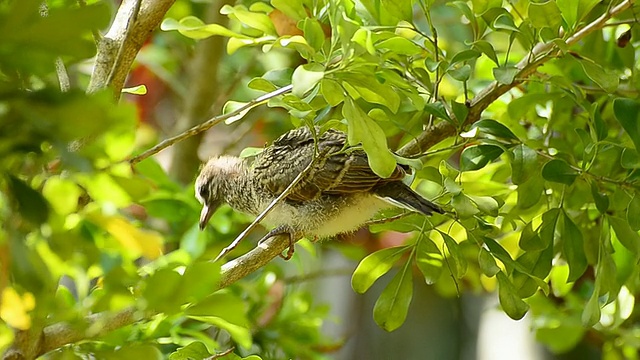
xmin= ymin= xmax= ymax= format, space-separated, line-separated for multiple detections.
xmin=1 ymin=0 xmax=639 ymax=359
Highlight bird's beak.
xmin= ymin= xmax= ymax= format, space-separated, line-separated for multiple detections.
xmin=199 ymin=201 xmax=220 ymax=230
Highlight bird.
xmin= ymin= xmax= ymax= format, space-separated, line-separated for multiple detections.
xmin=195 ymin=126 xmax=444 ymax=259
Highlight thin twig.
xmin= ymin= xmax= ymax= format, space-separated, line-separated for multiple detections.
xmin=208 ymin=346 xmax=235 ymax=359
xmin=364 ymin=212 xmax=413 ymax=226
xmin=128 ymin=85 xmax=293 ymax=165
xmin=213 ymin=145 xmax=320 ymax=261
xmin=55 ymin=58 xmax=70 ymax=92
xmin=398 ymin=0 xmax=635 ymax=158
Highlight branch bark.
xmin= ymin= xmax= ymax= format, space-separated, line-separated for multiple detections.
xmin=87 ymin=0 xmax=176 ymax=98
xmin=9 ymin=1 xmax=633 ymax=359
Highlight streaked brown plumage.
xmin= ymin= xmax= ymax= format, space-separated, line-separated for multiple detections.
xmin=195 ymin=127 xmax=443 ymax=248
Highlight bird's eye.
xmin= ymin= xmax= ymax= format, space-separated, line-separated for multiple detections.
xmin=198 ymin=185 xmax=210 ymax=200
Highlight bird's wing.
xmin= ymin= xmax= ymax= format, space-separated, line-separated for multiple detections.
xmin=253 ymin=127 xmax=406 ymax=202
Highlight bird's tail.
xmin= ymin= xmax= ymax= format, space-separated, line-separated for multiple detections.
xmin=374 ymin=183 xmax=444 ymax=216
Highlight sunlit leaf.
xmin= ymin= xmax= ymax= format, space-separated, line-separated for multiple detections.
xmin=415 ymin=237 xmax=443 ymax=284
xmin=352 ymin=246 xmax=408 ymax=293
xmin=292 ymin=64 xmax=324 ymax=97
xmin=343 ymin=97 xmax=397 ymax=178
xmin=0 ymin=288 xmax=35 ymax=330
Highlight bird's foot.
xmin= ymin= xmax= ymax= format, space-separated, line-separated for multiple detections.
xmin=258 ymin=225 xmax=301 ymax=260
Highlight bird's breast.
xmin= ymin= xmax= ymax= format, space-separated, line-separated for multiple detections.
xmin=260 ymin=194 xmax=389 ymax=238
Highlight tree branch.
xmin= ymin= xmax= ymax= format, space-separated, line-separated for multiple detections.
xmin=128 ymin=85 xmax=293 ymax=165
xmin=398 ymin=0 xmax=634 ymax=157
xmin=87 ymin=0 xmax=176 ymax=99
xmin=12 ymin=1 xmax=633 ymax=359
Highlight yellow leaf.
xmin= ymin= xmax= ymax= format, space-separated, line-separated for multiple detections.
xmin=91 ymin=214 xmax=164 ymax=259
xmin=0 ymin=288 xmax=35 ymax=330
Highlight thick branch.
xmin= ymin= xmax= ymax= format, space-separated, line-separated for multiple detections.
xmin=14 ymin=1 xmax=633 ymax=359
xmin=87 ymin=0 xmax=176 ymax=98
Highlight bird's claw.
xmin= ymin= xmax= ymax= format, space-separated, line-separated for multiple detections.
xmin=258 ymin=226 xmax=299 ymax=260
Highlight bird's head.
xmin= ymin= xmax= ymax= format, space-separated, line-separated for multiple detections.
xmin=195 ymin=156 xmax=245 ymax=230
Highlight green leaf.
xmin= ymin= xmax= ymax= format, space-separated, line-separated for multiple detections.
xmin=492 ymin=66 xmax=519 ymax=85
xmin=121 ymin=85 xmax=147 ymax=95
xmin=302 ymin=18 xmax=325 ymax=51
xmin=519 ymin=221 xmax=545 ymax=251
xmin=186 ymin=292 xmax=249 ymax=328
xmin=292 ymin=64 xmax=324 ymax=97
xmin=609 ymin=216 xmax=640 ymax=255
xmin=517 ymin=175 xmax=543 ymax=209
xmin=562 ymin=213 xmax=588 ymax=282
xmin=541 ymin=159 xmax=578 ymax=185
xmin=415 ymin=237 xmax=443 ymax=284
xmin=496 ymin=271 xmax=530 ymax=320
xmin=179 ymin=262 xmax=222 ymax=304
xmin=220 ymin=5 xmax=276 ymax=35
xmin=343 ymin=97 xmax=397 ymax=178
xmin=7 ymin=174 xmax=50 ymax=226
xmin=590 ymin=181 xmax=609 ymax=213
xmin=472 ymin=119 xmax=518 ymax=141
xmin=493 ymin=13 xmax=519 ymax=32
xmin=528 ymin=1 xmax=562 ymax=31
xmin=620 ymin=148 xmax=640 ymax=169
xmin=449 ymin=65 xmax=471 ymax=82
xmin=627 ymin=194 xmax=640 ymax=231
xmin=161 ymin=16 xmax=247 ymax=40
xmin=42 ymin=176 xmax=81 ymax=215
xmin=479 ymin=248 xmax=500 ymax=277
xmin=320 ymin=79 xmax=344 ymax=106
xmin=539 ymin=208 xmax=560 ymax=248
xmin=142 ymin=268 xmax=182 ymax=313
xmin=468 ymin=195 xmax=499 ymax=216
xmin=440 ymin=231 xmax=467 ymax=278
xmin=451 ymin=49 xmax=481 ymax=64
xmin=613 ymin=98 xmax=640 ymax=152
xmin=380 ymin=0 xmax=413 ymax=22
xmin=459 ymin=144 xmax=504 ymax=171
xmin=590 ymin=103 xmax=608 ymax=141
xmin=577 ymin=58 xmax=619 ymax=92
xmin=582 ymin=285 xmax=601 ymax=327
xmin=169 ymin=342 xmax=212 ymax=360
xmin=472 ymin=40 xmax=499 ymax=65
xmin=376 ymin=37 xmax=422 ymax=56
xmin=373 ymin=263 xmax=413 ymax=332
xmin=340 ymin=74 xmax=401 ymax=113
xmin=451 ymin=100 xmax=469 ymax=124
xmin=248 ymin=78 xmax=277 ymax=92
xmin=271 ymin=0 xmax=307 ymax=21
xmin=511 ymin=144 xmax=538 ymax=185
xmin=352 ymin=246 xmax=408 ymax=293
xmin=424 ymin=102 xmax=452 ymax=123
xmin=451 ymin=193 xmax=479 ymax=218
xmin=111 ymin=345 xmax=163 ymax=360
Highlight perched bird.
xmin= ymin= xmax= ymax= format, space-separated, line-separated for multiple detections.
xmin=195 ymin=127 xmax=443 ymax=257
